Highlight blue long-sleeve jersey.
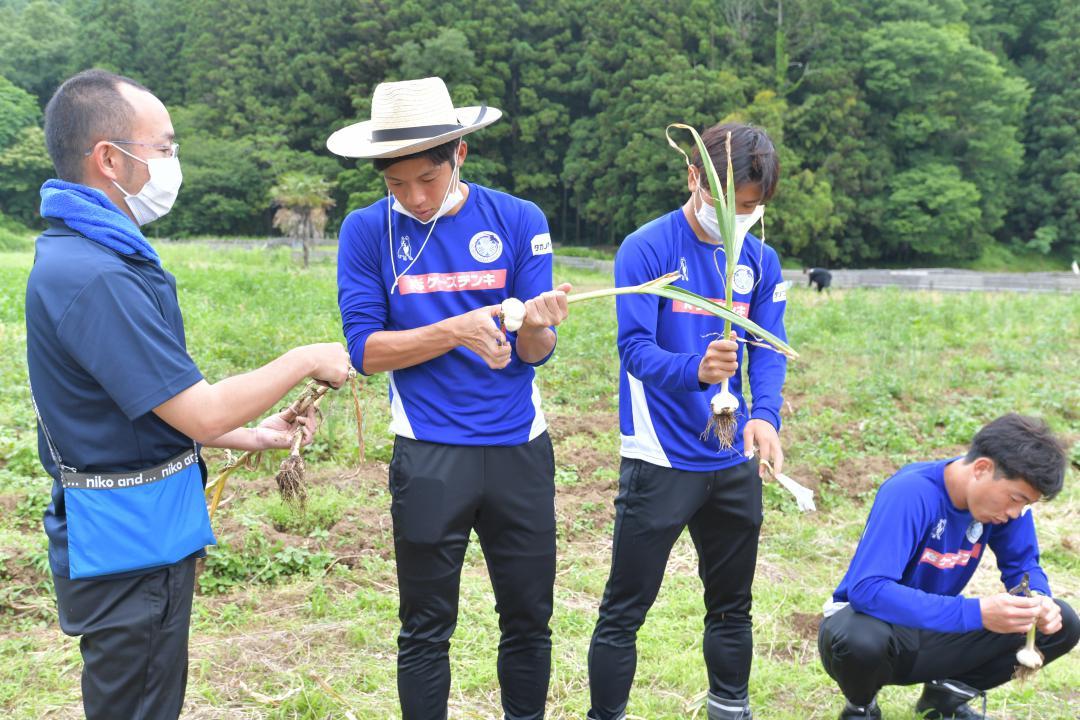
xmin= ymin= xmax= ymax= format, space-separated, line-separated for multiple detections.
xmin=615 ymin=209 xmax=788 ymax=471
xmin=832 ymin=459 xmax=1051 ymax=634
xmin=337 ymin=183 xmax=555 ymax=446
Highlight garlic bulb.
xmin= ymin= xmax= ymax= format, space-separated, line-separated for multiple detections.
xmin=501 ymin=297 xmax=526 ymax=332
xmin=710 ymin=386 xmax=738 ymax=415
xmin=1016 ymin=646 xmax=1043 ymax=669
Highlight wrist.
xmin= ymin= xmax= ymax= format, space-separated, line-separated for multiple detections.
xmin=516 ymin=322 xmax=549 ymax=342
xmin=968 ymin=597 xmax=988 ymax=632
xmin=441 ymin=314 xmax=465 ymax=346
xmin=750 ymin=408 xmax=781 ymax=432
xmin=287 ymin=346 xmax=317 ymax=377
xmin=687 ymin=354 xmax=708 ymax=391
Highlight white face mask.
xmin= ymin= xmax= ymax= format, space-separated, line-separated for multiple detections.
xmin=111 ymin=144 xmax=182 ymax=225
xmin=694 ymin=185 xmax=764 ymax=243
xmin=391 ymin=163 xmax=463 ymax=225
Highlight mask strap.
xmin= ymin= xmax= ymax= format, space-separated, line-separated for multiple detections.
xmin=108 ymin=142 xmax=149 ymax=166
xmin=752 ymin=210 xmax=767 ymax=292
xmin=695 ymin=183 xmax=712 ymax=213
xmin=108 ymin=143 xmax=150 ymax=198
xmin=112 ymin=180 xmax=134 ymax=198
xmin=388 ymin=163 xmax=460 ymax=295
xmin=696 ymin=170 xmax=725 ymax=207
xmin=387 ymin=188 xmax=396 ymax=286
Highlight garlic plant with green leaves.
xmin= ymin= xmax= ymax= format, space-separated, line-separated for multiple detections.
xmin=664 ymin=122 xmax=767 ymax=447
xmin=496 ymin=124 xmax=795 ymax=445
xmin=499 ymin=273 xmax=796 ymax=357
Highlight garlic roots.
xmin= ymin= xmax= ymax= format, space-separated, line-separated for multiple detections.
xmin=702 ymin=383 xmax=739 ymax=448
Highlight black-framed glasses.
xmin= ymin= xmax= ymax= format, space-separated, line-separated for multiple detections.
xmin=84 ymin=140 xmax=180 ymax=158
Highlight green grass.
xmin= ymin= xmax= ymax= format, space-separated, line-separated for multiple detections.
xmin=779 ymin=243 xmax=1074 ymax=273
xmin=959 ymin=244 xmax=1073 ymax=273
xmin=1 ymin=243 xmax=1078 ymax=719
xmin=554 ymin=244 xmax=616 ymax=261
xmin=0 ymin=215 xmax=34 ymax=252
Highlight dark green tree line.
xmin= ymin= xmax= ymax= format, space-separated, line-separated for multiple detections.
xmin=0 ymin=0 xmax=1076 ymax=265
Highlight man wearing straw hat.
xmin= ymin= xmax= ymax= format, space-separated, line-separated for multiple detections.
xmin=26 ymin=69 xmax=352 ymax=720
xmin=329 ymin=77 xmax=570 ymax=719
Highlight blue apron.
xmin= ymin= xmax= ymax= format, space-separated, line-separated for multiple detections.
xmin=32 ymin=386 xmax=216 ymax=579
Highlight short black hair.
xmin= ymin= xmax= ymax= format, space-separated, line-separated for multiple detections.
xmin=690 ymin=122 xmax=780 ymax=202
xmin=965 ymin=413 xmax=1067 ymax=499
xmin=44 ymin=69 xmax=150 ymax=182
xmin=372 ymin=138 xmax=460 ymax=173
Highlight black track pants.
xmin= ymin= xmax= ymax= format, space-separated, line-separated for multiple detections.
xmin=52 ymin=557 xmax=197 ymax=720
xmin=588 ymin=457 xmax=762 ymax=720
xmin=389 ymin=432 xmax=557 ymax=720
xmin=818 ymin=601 xmax=1080 ymax=706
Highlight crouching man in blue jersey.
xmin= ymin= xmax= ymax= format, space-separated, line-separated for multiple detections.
xmin=819 ymin=414 xmax=1079 ymax=720
xmin=27 ymin=69 xmax=352 ymax=720
xmin=329 ymin=77 xmax=570 ymax=720
xmin=587 ymin=122 xmax=788 ymax=720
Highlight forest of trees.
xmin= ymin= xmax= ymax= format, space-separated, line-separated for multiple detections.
xmin=1 ymin=0 xmax=1078 ymax=266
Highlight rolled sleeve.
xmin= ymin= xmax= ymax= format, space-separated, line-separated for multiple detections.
xmin=337 ymin=212 xmax=389 ymax=375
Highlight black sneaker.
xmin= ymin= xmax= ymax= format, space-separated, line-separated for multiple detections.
xmin=839 ymin=697 xmax=882 ymax=719
xmin=915 ymin=680 xmax=990 ymax=720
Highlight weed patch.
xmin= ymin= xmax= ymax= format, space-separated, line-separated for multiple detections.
xmin=198 ymin=533 xmax=334 ymax=596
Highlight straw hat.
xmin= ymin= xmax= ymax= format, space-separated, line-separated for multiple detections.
xmin=326 ymin=77 xmax=502 ymax=159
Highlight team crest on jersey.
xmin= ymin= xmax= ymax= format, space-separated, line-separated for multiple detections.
xmin=931 ymin=518 xmax=946 ymax=540
xmin=397 ymin=235 xmax=413 ymax=263
xmin=679 ymin=256 xmax=689 ymax=281
xmin=966 ymin=521 xmax=984 ymax=544
xmin=469 ymin=231 xmax=503 ymax=263
xmin=732 ymin=264 xmax=755 ymax=294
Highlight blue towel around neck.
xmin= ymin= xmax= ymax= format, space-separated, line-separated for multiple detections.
xmin=39 ymin=179 xmax=161 ymax=265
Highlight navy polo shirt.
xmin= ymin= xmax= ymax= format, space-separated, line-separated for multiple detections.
xmin=25 ymin=225 xmax=205 ymax=579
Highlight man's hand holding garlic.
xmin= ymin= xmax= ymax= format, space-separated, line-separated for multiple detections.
xmin=1035 ymin=594 xmax=1064 ymax=635
xmin=696 ymin=332 xmax=739 ymax=385
xmin=501 ymin=283 xmax=572 ymax=364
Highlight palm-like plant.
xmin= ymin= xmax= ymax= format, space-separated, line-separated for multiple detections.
xmin=270 ymin=172 xmax=335 ymax=267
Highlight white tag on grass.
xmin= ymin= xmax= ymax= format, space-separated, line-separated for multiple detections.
xmin=774 ymin=471 xmax=816 ymax=512
xmin=760 ymin=458 xmax=816 ymax=512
